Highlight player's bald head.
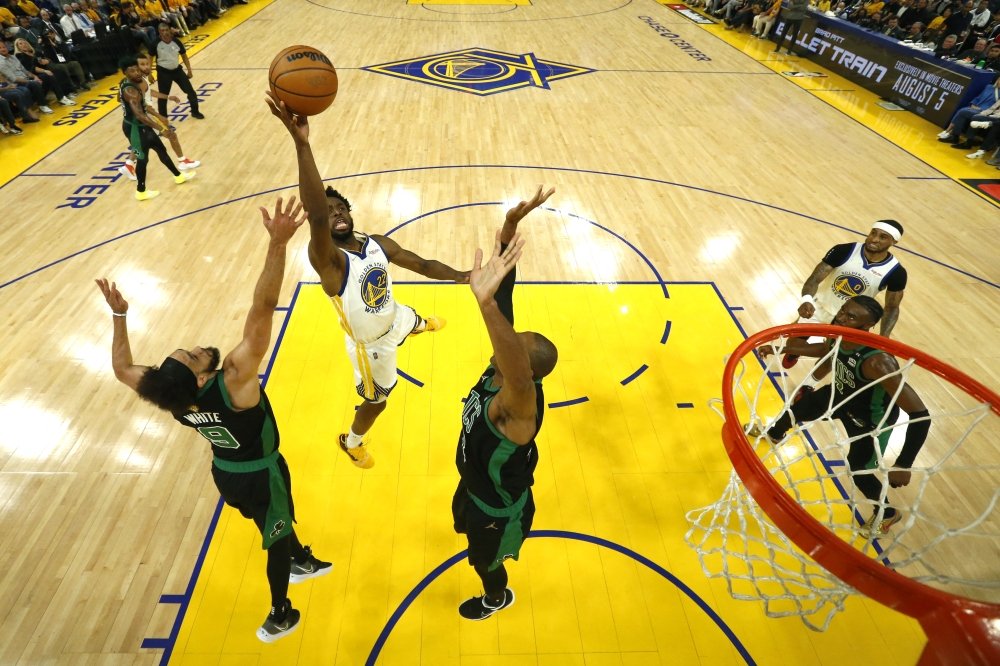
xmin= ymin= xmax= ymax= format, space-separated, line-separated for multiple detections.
xmin=518 ymin=331 xmax=558 ymax=379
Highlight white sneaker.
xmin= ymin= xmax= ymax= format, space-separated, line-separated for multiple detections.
xmin=118 ymin=164 xmax=137 ymax=181
xmin=967 ymin=149 xmax=986 ymax=159
xmin=59 ymin=97 xmax=76 ymax=106
xmin=177 ymin=157 xmax=200 ymax=170
xmin=937 ymin=129 xmax=952 ymax=138
xmin=67 ymin=92 xmax=78 ymax=98
xmin=970 ymin=121 xmax=991 ymax=129
xmin=0 ymin=124 xmax=7 ymax=134
xmin=38 ymin=105 xmax=53 ymax=114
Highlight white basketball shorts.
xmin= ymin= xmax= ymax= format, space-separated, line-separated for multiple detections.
xmin=344 ymin=304 xmax=420 ymax=403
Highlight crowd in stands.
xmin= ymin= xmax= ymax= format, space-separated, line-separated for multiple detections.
xmin=686 ymin=0 xmax=1000 ymax=167
xmin=0 ymin=0 xmax=247 ymax=139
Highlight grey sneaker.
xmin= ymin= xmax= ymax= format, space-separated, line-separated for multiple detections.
xmin=256 ymin=599 xmax=300 ymax=643
xmin=289 ymin=546 xmax=333 ymax=583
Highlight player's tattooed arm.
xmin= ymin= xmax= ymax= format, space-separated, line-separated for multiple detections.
xmin=471 ymin=232 xmax=537 ymax=445
xmin=264 ymin=93 xmax=345 ymax=284
xmin=373 ymin=234 xmax=471 ymax=283
xmin=224 ymin=197 xmax=305 ymax=409
xmin=124 ymin=86 xmax=161 ymax=131
xmin=501 ymin=185 xmax=555 ymax=244
xmin=798 ymin=261 xmax=835 ymax=319
xmin=880 ymin=290 xmax=904 ymax=337
xmin=95 ymin=279 xmax=147 ymax=391
xmin=862 ymin=352 xmax=930 ymax=487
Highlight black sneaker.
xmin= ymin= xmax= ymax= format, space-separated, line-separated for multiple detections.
xmin=289 ymin=545 xmax=333 ymax=583
xmin=8 ymin=126 xmax=23 ymax=136
xmin=459 ymin=588 xmax=515 ymax=620
xmin=191 ymin=111 xmax=205 ymax=119
xmin=256 ymin=599 xmax=300 ymax=643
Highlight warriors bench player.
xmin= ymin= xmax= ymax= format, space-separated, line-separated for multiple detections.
xmin=268 ymin=94 xmax=470 ymax=469
xmin=783 ymin=220 xmax=907 ymax=373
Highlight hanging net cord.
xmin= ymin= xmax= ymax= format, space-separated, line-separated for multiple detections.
xmin=685 ymin=334 xmax=1000 ymax=631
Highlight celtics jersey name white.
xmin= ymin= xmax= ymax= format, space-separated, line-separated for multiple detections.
xmin=816 ymin=242 xmax=901 ymax=315
xmin=330 ymin=233 xmax=397 ymax=344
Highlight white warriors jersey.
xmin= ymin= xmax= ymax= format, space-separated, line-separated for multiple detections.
xmin=815 ymin=242 xmax=901 ymax=316
xmin=329 ymin=233 xmax=398 ymax=344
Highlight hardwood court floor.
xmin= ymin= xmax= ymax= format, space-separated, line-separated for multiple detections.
xmin=0 ymin=0 xmax=999 ymax=664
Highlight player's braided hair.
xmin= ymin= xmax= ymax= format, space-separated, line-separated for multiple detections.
xmin=325 ymin=187 xmax=351 ymax=211
xmin=851 ymin=295 xmax=884 ymax=325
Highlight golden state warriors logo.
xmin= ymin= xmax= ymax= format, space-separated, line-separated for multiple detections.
xmin=360 ymin=266 xmax=389 ymax=311
xmin=363 ymin=48 xmax=592 ymax=96
xmin=833 ymin=273 xmax=869 ymax=300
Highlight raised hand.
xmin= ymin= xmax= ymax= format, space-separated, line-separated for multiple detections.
xmin=260 ymin=196 xmax=307 ymax=244
xmin=470 ymin=231 xmax=524 ymax=307
xmin=505 ymin=185 xmax=556 ymax=226
xmin=265 ymin=91 xmax=309 ymax=145
xmin=95 ymin=278 xmax=128 ymax=315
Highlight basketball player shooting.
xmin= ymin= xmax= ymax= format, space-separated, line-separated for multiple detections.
xmin=266 ymin=94 xmax=470 ymax=470
xmin=783 ymin=220 xmax=907 ymax=380
xmin=95 ymin=197 xmax=332 ymax=643
xmin=453 ymin=187 xmax=559 ymax=620
xmin=754 ymin=295 xmax=931 ymax=537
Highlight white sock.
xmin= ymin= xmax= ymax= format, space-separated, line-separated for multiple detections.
xmin=346 ymin=429 xmax=363 ymax=448
xmin=177 ymin=156 xmax=186 ymax=161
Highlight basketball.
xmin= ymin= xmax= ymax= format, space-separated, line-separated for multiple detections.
xmin=268 ymin=45 xmax=339 ymax=116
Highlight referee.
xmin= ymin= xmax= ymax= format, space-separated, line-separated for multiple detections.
xmin=154 ymin=22 xmax=203 ymax=119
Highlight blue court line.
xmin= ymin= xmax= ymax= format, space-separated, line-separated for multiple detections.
xmin=364 ymin=530 xmax=755 ymax=666
xmin=396 ymin=368 xmax=425 ymax=387
xmin=548 ymin=396 xmax=589 ymax=408
xmin=660 ymin=320 xmax=672 ymax=344
xmin=305 ymin=0 xmax=632 ymax=23
xmin=20 ymin=173 xmax=77 ymax=177
xmin=143 ymin=282 xmax=303 ymax=665
xmin=677 ymin=403 xmax=695 ymax=408
xmin=620 ymin=364 xmax=649 ymax=385
xmin=729 ymin=306 xmax=744 ymax=311
xmin=3 ymin=165 xmax=999 ymax=292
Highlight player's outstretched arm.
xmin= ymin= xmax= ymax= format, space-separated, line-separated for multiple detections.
xmin=371 ymin=234 xmax=470 ymax=283
xmin=95 ymin=279 xmax=148 ymax=391
xmin=759 ymin=338 xmax=829 ymax=359
xmin=798 ymin=261 xmax=835 ymax=320
xmin=501 ymin=185 xmax=555 ymax=244
xmin=880 ymin=290 xmax=904 ymax=337
xmin=223 ymin=197 xmax=306 ymax=409
xmin=863 ymin=353 xmax=930 ymax=489
xmin=264 ymin=94 xmax=342 ymax=276
xmin=471 ymin=232 xmax=536 ymax=445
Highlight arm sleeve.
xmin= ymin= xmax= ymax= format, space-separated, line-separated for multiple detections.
xmin=495 ymin=242 xmax=516 ymax=327
xmin=821 ymin=243 xmax=854 ymax=267
xmin=176 ymin=41 xmax=186 ymax=55
xmin=882 ymin=264 xmax=907 ymax=292
xmin=895 ymin=409 xmax=930 ymax=468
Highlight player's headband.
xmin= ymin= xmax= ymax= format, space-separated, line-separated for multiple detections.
xmin=871 ymin=222 xmax=901 ymax=241
xmin=160 ymin=357 xmax=199 ymax=395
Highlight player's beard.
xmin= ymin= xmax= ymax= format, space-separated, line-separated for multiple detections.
xmin=331 ymin=223 xmax=354 ymax=241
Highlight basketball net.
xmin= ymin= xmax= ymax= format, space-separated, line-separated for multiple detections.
xmin=684 ymin=324 xmax=1000 ymax=663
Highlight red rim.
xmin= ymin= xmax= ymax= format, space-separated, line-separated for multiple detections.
xmin=721 ymin=324 xmax=1000 ymax=664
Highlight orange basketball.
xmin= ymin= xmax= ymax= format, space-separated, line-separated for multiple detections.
xmin=268 ymin=46 xmax=339 ymax=116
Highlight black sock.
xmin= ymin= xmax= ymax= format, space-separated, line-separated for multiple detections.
xmin=474 ymin=562 xmax=508 ymax=604
xmin=266 ymin=534 xmax=292 ymax=610
xmin=288 ymin=530 xmax=308 ymax=564
xmin=269 ymin=599 xmax=288 ymax=623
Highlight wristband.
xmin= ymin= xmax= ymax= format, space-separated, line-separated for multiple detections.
xmin=800 ymin=294 xmax=814 ymax=305
xmin=112 ymin=312 xmax=127 ymax=317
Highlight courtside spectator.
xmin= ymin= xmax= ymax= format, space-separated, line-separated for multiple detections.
xmin=905 ymin=20 xmax=925 ymax=38
xmin=957 ymin=36 xmax=989 ymax=57
xmin=60 ymin=4 xmax=95 ymax=38
xmin=939 ymin=82 xmax=997 ymax=141
xmin=936 ymin=33 xmax=961 ymax=53
xmin=0 ymin=94 xmax=24 ymax=133
xmin=119 ymin=4 xmax=155 ymax=51
xmin=984 ymin=41 xmax=1000 ymax=67
xmin=13 ymin=37 xmax=76 ymax=104
xmin=943 ymin=0 xmax=974 ymax=34
xmin=0 ymin=4 xmax=16 ymax=29
xmin=0 ymin=39 xmax=54 ymax=113
xmin=754 ymin=0 xmax=782 ymax=37
xmin=949 ymin=96 xmax=1000 ymax=153
xmin=882 ymin=15 xmax=907 ymax=36
xmin=0 ymin=68 xmax=38 ymax=122
xmin=40 ymin=28 xmax=89 ymax=86
xmin=15 ymin=15 xmax=40 ymax=48
xmin=17 ymin=0 xmax=39 ymax=16
xmin=32 ymin=9 xmax=65 ymax=43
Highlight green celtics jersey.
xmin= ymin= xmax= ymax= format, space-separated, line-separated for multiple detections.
xmin=833 ymin=343 xmax=894 ymax=427
xmin=173 ymin=373 xmax=280 ymax=463
xmin=118 ymin=78 xmax=144 ymax=123
xmin=456 ymin=365 xmax=544 ymax=509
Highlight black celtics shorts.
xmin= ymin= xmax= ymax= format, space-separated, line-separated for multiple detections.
xmin=452 ymin=479 xmax=534 ymax=572
xmin=211 ymin=454 xmax=296 ymax=548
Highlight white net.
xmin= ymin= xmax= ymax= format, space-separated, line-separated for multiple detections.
xmin=685 ymin=332 xmax=1000 ymax=631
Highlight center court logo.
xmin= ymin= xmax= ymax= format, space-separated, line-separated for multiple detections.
xmin=832 ymin=273 xmax=869 ymax=299
xmin=360 ymin=266 xmax=389 ymax=310
xmin=362 ymin=47 xmax=592 ymax=96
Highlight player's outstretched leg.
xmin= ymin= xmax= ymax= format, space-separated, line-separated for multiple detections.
xmin=257 ymin=530 xmax=332 ymax=642
xmin=339 ymin=400 xmax=383 ymax=469
xmin=408 ymin=314 xmax=447 ymax=337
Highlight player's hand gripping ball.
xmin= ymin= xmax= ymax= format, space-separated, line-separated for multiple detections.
xmin=268 ymin=46 xmax=339 ymax=116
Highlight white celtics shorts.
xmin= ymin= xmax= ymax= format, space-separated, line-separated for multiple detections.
xmin=345 ymin=304 xmax=420 ymax=403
